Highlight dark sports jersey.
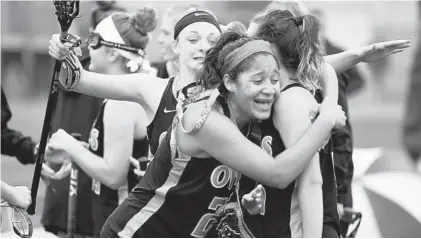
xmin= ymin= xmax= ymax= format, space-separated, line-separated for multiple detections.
xmin=146 ymin=77 xmax=177 ymax=157
xmin=256 ymin=84 xmax=338 ymax=237
xmin=150 ymin=61 xmax=170 ymax=79
xmin=240 ymin=84 xmax=298 ymax=238
xmin=146 ymin=77 xmax=199 ymax=158
xmin=101 ymin=93 xmax=249 ymax=238
xmin=258 ymin=113 xmax=296 ymax=238
xmin=88 ymin=100 xmax=148 ymax=237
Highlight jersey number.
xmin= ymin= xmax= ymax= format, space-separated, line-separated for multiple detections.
xmin=190 ymin=197 xmax=228 ymax=237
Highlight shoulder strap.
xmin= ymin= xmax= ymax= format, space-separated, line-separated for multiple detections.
xmin=169 ymin=88 xmax=220 ymax=160
xmin=281 ymin=82 xmax=302 ymax=92
xmin=177 ymin=88 xmax=220 ymax=135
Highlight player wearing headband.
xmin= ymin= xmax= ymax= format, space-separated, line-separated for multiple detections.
xmin=48 ymin=8 xmax=221 ymax=162
xmin=45 ymin=8 xmax=156 ymax=236
xmin=240 ymin=9 xmax=340 ymax=238
xmin=154 ymin=3 xmax=199 ymax=78
xmin=146 ymin=9 xmax=222 ymax=158
xmin=98 ymin=32 xmax=345 ymax=238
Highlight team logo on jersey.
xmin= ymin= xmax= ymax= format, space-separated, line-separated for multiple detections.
xmin=89 ymin=128 xmax=99 ymax=152
xmin=192 ymin=165 xmax=241 ymax=237
xmin=163 ymin=108 xmax=176 ymax=114
xmin=210 ymin=165 xmax=240 ymax=190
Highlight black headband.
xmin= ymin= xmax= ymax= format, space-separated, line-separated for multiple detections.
xmin=173 ymin=10 xmax=221 ymax=39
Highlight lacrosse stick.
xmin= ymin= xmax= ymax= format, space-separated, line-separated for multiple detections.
xmin=1 ymin=199 xmax=33 ymax=238
xmin=67 ymin=133 xmax=82 ymax=237
xmin=28 ymin=0 xmax=80 ymax=215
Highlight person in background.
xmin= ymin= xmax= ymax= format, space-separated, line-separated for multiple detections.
xmin=311 ymin=8 xmax=365 ymax=237
xmin=151 ymin=3 xmax=199 ymax=78
xmin=41 ymin=1 xmax=127 ymax=237
xmin=403 ymin=1 xmax=421 ymax=174
xmin=1 ymin=86 xmax=34 ymax=219
xmin=1 ymin=87 xmax=38 ymax=165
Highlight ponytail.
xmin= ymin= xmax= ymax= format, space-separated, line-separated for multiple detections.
xmin=296 ymin=15 xmax=325 ymax=93
xmin=254 ymin=10 xmax=326 ymax=93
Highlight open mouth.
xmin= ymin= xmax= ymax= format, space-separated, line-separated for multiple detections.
xmin=254 ymin=99 xmax=272 ymax=109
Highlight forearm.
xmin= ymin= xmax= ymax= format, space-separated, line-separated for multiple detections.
xmin=1 ymin=181 xmax=14 ymax=203
xmin=67 ymin=142 xmax=125 ymax=189
xmin=324 ymin=49 xmax=360 ymax=74
xmin=71 ymin=69 xmax=143 ymax=104
xmin=299 ymin=184 xmax=323 ymax=238
xmin=274 ymin=118 xmax=333 ymax=187
xmin=1 ymin=128 xmax=36 ymax=164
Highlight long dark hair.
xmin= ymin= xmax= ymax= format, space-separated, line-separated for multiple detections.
xmin=197 ymin=31 xmax=271 ymax=94
xmin=253 ymin=9 xmax=325 ymax=92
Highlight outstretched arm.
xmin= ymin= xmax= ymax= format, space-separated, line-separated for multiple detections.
xmin=324 ymin=39 xmax=410 ymax=74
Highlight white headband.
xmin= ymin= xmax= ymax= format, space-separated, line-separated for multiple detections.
xmin=95 ymin=15 xmax=150 ymax=72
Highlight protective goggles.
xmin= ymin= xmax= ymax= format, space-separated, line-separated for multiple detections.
xmin=86 ymin=31 xmax=146 ymax=57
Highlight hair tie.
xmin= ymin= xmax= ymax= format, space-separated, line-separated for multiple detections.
xmin=292 ymin=16 xmax=304 ymax=32
xmin=292 ymin=16 xmax=304 ymax=26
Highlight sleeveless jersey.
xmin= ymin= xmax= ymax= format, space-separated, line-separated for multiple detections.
xmin=101 ymin=91 xmax=251 ymax=238
xmin=146 ymin=77 xmax=199 ymax=158
xmin=146 ymin=77 xmax=177 ymax=157
xmin=88 ymin=100 xmax=149 ymax=237
xmin=240 ymin=84 xmax=298 ymax=238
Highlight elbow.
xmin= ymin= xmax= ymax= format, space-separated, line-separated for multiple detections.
xmin=103 ymin=177 xmax=125 ymax=190
xmin=274 ymin=175 xmax=295 ymax=190
xmin=276 ymin=183 xmax=289 ymax=190
xmin=273 ymin=169 xmax=303 ymax=189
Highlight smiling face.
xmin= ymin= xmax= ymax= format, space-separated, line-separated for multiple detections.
xmin=173 ymin=22 xmax=221 ymax=71
xmin=225 ymin=53 xmax=287 ymax=121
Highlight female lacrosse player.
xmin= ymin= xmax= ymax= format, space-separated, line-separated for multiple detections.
xmin=45 ymin=8 xmax=156 ymax=236
xmin=154 ymin=3 xmax=198 ymax=78
xmin=94 ymin=32 xmax=346 ymax=238
xmin=50 ymin=9 xmax=221 ymax=161
xmin=243 ymin=9 xmax=361 ymax=238
xmin=48 ymin=8 xmax=408 ymax=160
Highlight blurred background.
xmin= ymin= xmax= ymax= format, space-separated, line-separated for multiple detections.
xmin=1 ymin=0 xmax=420 ymax=237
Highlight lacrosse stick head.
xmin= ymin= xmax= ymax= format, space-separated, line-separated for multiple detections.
xmin=53 ymin=0 xmax=80 ymax=33
xmin=1 ymin=199 xmax=33 ymax=238
xmin=12 ymin=207 xmax=33 ymax=238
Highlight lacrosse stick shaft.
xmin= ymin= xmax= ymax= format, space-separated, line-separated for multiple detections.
xmin=28 ymin=32 xmax=68 ymax=215
xmin=67 ymin=133 xmax=82 ymax=238
xmin=67 ymin=163 xmax=79 ymax=237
